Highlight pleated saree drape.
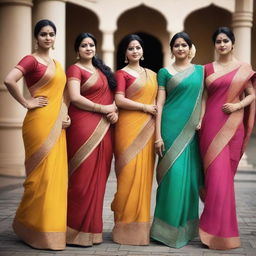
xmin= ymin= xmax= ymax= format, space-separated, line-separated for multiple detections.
xmin=199 ymin=62 xmax=256 ymax=250
xmin=66 ymin=69 xmax=113 ymax=246
xmin=111 ymin=68 xmax=157 ymax=245
xmin=151 ymin=65 xmax=204 ymax=248
xmin=13 ymin=60 xmax=68 ymax=250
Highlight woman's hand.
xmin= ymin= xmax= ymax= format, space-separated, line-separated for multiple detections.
xmin=222 ymin=102 xmax=241 ymax=114
xmin=196 ymin=120 xmax=202 ymax=130
xmin=26 ymin=96 xmax=48 ymax=110
xmin=102 ymin=104 xmax=117 ymax=114
xmin=144 ymin=104 xmax=158 ymax=116
xmin=155 ymin=139 xmax=165 ymax=157
xmin=106 ymin=112 xmax=118 ymax=124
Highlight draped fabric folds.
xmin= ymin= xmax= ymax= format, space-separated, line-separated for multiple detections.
xmin=13 ymin=60 xmax=68 ymax=250
xmin=111 ymin=68 xmax=157 ymax=245
xmin=66 ymin=66 xmax=113 ymax=246
xmin=151 ymin=65 xmax=204 ymax=248
xmin=199 ymin=62 xmax=256 ymax=250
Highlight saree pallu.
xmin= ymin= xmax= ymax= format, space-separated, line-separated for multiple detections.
xmin=151 ymin=65 xmax=204 ymax=248
xmin=111 ymin=69 xmax=157 ymax=245
xmin=66 ymin=70 xmax=113 ymax=246
xmin=13 ymin=61 xmax=68 ymax=250
xmin=199 ymin=62 xmax=255 ymax=250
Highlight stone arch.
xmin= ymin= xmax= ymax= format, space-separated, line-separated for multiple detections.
xmin=115 ymin=5 xmax=168 ymax=71
xmin=184 ymin=4 xmax=232 ymax=65
xmin=66 ymin=2 xmax=101 ymax=67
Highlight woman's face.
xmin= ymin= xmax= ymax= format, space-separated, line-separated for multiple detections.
xmin=126 ymin=40 xmax=143 ymax=63
xmin=214 ymin=33 xmax=233 ymax=56
xmin=36 ymin=25 xmax=56 ymax=50
xmin=78 ymin=37 xmax=96 ymax=61
xmin=171 ymin=37 xmax=190 ymax=60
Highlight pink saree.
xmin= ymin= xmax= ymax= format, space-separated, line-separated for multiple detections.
xmin=199 ymin=62 xmax=255 ymax=249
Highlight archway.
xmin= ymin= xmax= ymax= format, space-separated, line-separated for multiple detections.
xmin=116 ymin=32 xmax=163 ymax=72
xmin=115 ymin=5 xmax=168 ymax=71
xmin=66 ymin=3 xmax=101 ymax=67
xmin=184 ymin=4 xmax=232 ymax=65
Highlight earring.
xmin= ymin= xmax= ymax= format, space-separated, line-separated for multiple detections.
xmin=124 ymin=56 xmax=128 ymax=63
xmin=35 ymin=42 xmax=38 ymax=50
xmin=188 ymin=51 xmax=191 ymax=59
xmin=76 ymin=53 xmax=80 ymax=60
xmin=171 ymin=53 xmax=174 ymax=59
xmin=52 ymin=44 xmax=55 ymax=50
xmin=141 ymin=56 xmax=144 ymax=61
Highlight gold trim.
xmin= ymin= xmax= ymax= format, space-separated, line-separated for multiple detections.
xmin=13 ymin=218 xmax=66 ymax=250
xmin=112 ymin=221 xmax=150 ymax=245
xmin=81 ymin=69 xmax=99 ymax=93
xmin=199 ymin=228 xmax=240 ymax=250
xmin=115 ymin=116 xmax=155 ymax=175
xmin=25 ymin=102 xmax=66 ymax=176
xmin=68 ymin=117 xmax=110 ymax=176
xmin=28 ymin=58 xmax=56 ymax=97
xmin=66 ymin=226 xmax=102 ymax=246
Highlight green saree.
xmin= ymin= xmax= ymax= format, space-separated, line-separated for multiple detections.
xmin=151 ymin=65 xmax=204 ymax=248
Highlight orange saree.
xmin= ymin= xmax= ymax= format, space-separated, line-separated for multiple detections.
xmin=111 ymin=67 xmax=157 ymax=245
xmin=13 ymin=58 xmax=68 ymax=250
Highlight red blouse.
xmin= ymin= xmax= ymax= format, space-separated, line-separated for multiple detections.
xmin=15 ymin=55 xmax=47 ymax=87
xmin=115 ymin=69 xmax=136 ymax=93
xmin=66 ymin=64 xmax=93 ymax=85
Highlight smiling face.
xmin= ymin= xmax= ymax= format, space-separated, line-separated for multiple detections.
xmin=78 ymin=37 xmax=96 ymax=61
xmin=125 ymin=40 xmax=143 ymax=64
xmin=36 ymin=25 xmax=56 ymax=50
xmin=214 ymin=33 xmax=233 ymax=56
xmin=171 ymin=37 xmax=190 ymax=60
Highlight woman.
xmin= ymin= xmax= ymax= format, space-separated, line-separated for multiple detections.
xmin=4 ymin=19 xmax=68 ymax=250
xmin=66 ymin=33 xmax=117 ymax=246
xmin=151 ymin=32 xmax=204 ymax=248
xmin=111 ymin=34 xmax=157 ymax=245
xmin=199 ymin=27 xmax=255 ymax=250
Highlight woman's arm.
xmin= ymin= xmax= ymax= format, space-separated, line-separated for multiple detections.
xmin=4 ymin=68 xmax=48 ymax=109
xmin=222 ymin=80 xmax=255 ymax=114
xmin=67 ymin=79 xmax=116 ymax=114
xmin=196 ymin=88 xmax=208 ymax=130
xmin=155 ymin=88 xmax=166 ymax=157
xmin=115 ymin=93 xmax=157 ymax=115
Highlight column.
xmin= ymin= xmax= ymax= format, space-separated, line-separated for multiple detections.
xmin=33 ymin=0 xmax=66 ymax=68
xmin=101 ymin=30 xmax=115 ymax=70
xmin=0 ymin=0 xmax=33 ymax=176
xmin=232 ymin=0 xmax=253 ymax=63
xmin=232 ymin=0 xmax=254 ymax=170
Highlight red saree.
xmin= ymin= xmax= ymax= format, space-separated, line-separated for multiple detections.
xmin=199 ymin=62 xmax=255 ymax=249
xmin=66 ymin=65 xmax=114 ymax=246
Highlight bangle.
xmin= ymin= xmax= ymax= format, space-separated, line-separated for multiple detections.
xmin=142 ymin=104 xmax=147 ymax=112
xmin=155 ymin=139 xmax=163 ymax=144
xmin=239 ymin=102 xmax=243 ymax=109
xmin=93 ymin=103 xmax=102 ymax=113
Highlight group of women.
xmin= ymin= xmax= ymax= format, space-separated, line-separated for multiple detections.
xmin=4 ymin=19 xmax=255 ymax=251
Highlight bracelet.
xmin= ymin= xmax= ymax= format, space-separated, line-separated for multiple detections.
xmin=142 ymin=104 xmax=147 ymax=113
xmin=239 ymin=102 xmax=243 ymax=109
xmin=93 ymin=103 xmax=102 ymax=113
xmin=154 ymin=139 xmax=163 ymax=144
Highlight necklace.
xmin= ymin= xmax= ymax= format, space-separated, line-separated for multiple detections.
xmin=172 ymin=63 xmax=192 ymax=72
xmin=79 ymin=63 xmax=96 ymax=73
xmin=35 ymin=54 xmax=52 ymax=66
xmin=127 ymin=65 xmax=144 ymax=74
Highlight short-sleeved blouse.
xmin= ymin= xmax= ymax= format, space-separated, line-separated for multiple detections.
xmin=115 ymin=69 xmax=137 ymax=94
xmin=15 ymin=55 xmax=47 ymax=87
xmin=157 ymin=68 xmax=172 ymax=87
xmin=66 ymin=64 xmax=93 ymax=85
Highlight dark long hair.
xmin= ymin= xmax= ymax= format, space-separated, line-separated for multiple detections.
xmin=170 ymin=32 xmax=192 ymax=49
xmin=119 ymin=34 xmax=144 ymax=64
xmin=34 ymin=19 xmax=56 ymax=38
xmin=212 ymin=27 xmax=235 ymax=44
xmin=74 ymin=32 xmax=116 ymax=91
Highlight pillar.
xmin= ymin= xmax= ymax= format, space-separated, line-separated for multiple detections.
xmin=0 ymin=0 xmax=33 ymax=176
xmin=101 ymin=30 xmax=115 ymax=70
xmin=33 ymin=0 xmax=66 ymax=68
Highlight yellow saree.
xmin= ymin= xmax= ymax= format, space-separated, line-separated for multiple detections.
xmin=13 ymin=60 xmax=68 ymax=250
xmin=111 ymin=67 xmax=157 ymax=245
